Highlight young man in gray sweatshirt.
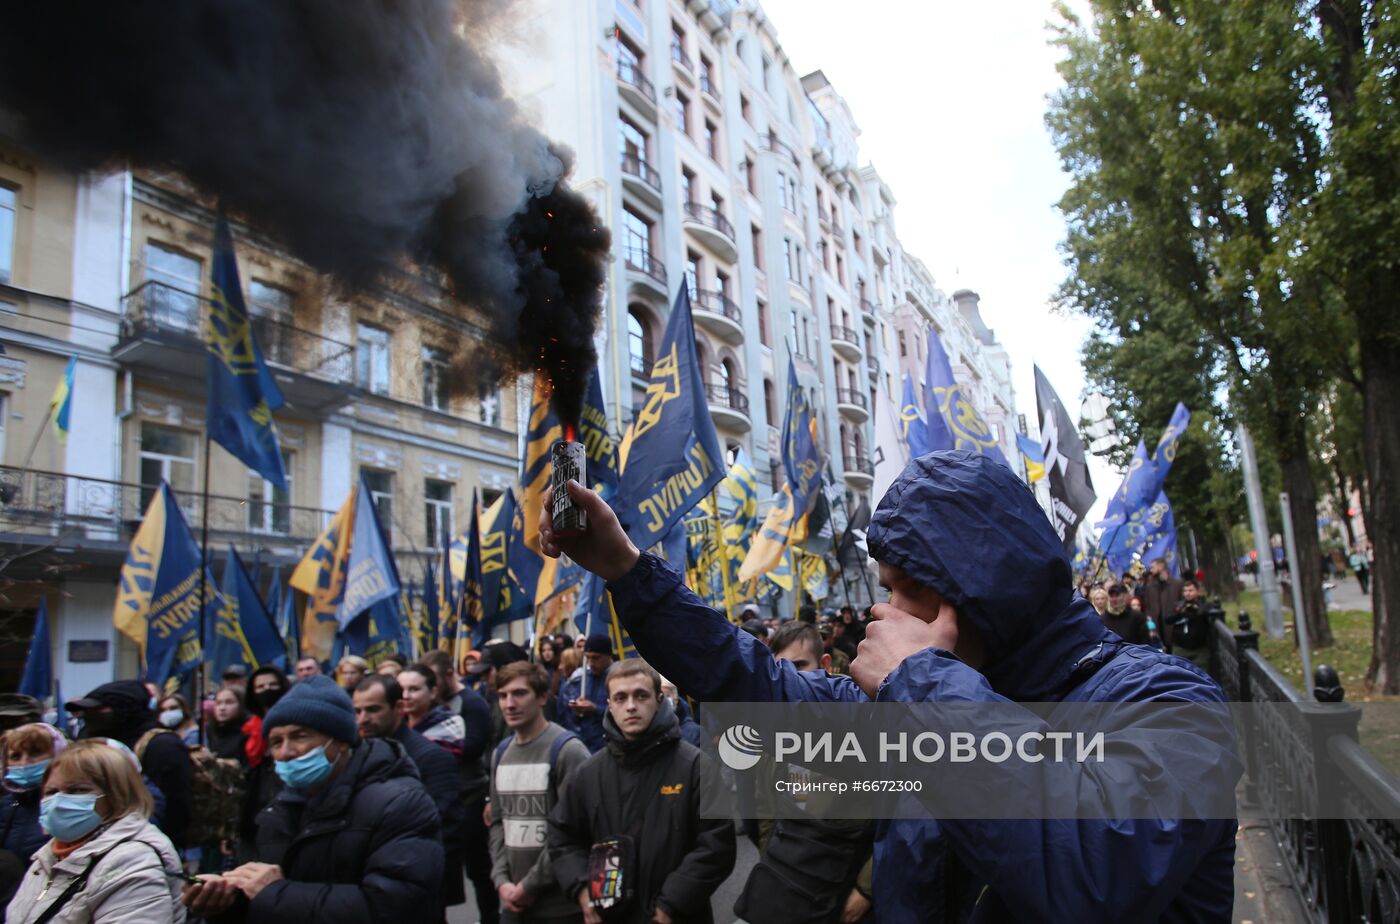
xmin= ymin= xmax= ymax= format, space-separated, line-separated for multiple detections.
xmin=490 ymin=660 xmax=591 ymax=922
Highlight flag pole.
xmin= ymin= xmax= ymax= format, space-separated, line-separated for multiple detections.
xmin=710 ymin=486 xmax=735 ymax=623
xmin=196 ymin=434 xmax=212 ymax=744
xmin=790 ymin=547 xmax=801 ymax=621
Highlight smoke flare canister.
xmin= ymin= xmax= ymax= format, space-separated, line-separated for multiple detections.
xmin=551 ymin=440 xmax=587 ymax=536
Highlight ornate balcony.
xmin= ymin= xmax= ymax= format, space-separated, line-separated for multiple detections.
xmin=624 ymin=248 xmax=668 ymax=296
xmin=690 ymin=288 xmax=743 ymax=343
xmin=115 ymin=280 xmax=354 ymax=416
xmin=682 ymin=201 xmax=737 ymax=261
xmin=842 ymin=454 xmax=875 ymax=489
xmin=620 ymin=153 xmax=662 ymax=208
xmin=836 ymin=387 xmax=870 ymax=422
xmin=616 ymin=59 xmax=657 ymax=112
xmin=860 ymin=298 xmax=880 ymax=321
xmin=705 ymin=383 xmax=751 ymax=432
xmin=830 ymin=323 xmax=862 ymax=362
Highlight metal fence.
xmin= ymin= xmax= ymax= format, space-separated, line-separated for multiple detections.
xmin=1210 ymin=610 xmax=1400 ymax=922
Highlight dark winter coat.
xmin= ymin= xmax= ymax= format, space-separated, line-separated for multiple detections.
xmin=0 ymin=787 xmax=46 ymax=864
xmin=245 ymin=736 xmax=444 ymax=923
xmin=608 ymin=450 xmax=1240 ymax=923
xmin=119 ymin=720 xmax=192 ymax=850
xmin=548 ymin=699 xmax=736 ymax=923
xmin=391 ymin=721 xmax=465 ymax=847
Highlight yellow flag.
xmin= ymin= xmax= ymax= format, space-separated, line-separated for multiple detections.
xmin=737 ymin=487 xmax=809 ymax=583
xmin=290 ymin=486 xmax=355 ymax=661
xmin=521 ymin=376 xmax=562 ymax=554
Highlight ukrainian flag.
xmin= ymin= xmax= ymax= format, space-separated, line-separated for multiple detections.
xmin=1016 ymin=432 xmax=1046 ymax=484
xmin=49 ymin=356 xmax=75 ymax=439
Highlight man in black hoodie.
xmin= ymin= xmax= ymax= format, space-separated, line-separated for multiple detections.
xmin=548 ymin=659 xmax=734 ymax=924
xmin=66 ymin=679 xmax=192 ymax=849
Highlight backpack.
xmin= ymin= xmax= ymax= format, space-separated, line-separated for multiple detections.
xmin=492 ymin=728 xmax=579 ymax=789
xmin=136 ymin=728 xmax=246 ymax=846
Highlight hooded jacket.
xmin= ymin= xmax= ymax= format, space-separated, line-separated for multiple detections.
xmin=243 ymin=736 xmax=444 ymax=923
xmin=82 ymin=705 xmax=191 ymax=851
xmin=547 ymin=698 xmax=735 ymax=923
xmin=9 ymin=812 xmax=185 ymax=924
xmin=607 ymin=451 xmax=1239 ymax=923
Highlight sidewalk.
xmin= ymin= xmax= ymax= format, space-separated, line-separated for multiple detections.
xmin=1234 ymin=784 xmax=1311 ymax=924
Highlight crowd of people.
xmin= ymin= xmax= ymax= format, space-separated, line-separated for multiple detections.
xmin=2 ymin=449 xmax=1257 ymax=922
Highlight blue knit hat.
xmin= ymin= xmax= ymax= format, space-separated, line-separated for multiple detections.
xmin=262 ymin=675 xmax=357 ymax=743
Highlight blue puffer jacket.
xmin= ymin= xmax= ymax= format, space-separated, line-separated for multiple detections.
xmin=608 ymin=451 xmax=1239 ymax=923
xmin=557 ymin=668 xmax=610 ymax=753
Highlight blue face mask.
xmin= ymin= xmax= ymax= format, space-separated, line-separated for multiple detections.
xmin=40 ymin=792 xmax=103 ymax=841
xmin=274 ymin=744 xmax=336 ymax=790
xmin=5 ymin=760 xmax=49 ymax=789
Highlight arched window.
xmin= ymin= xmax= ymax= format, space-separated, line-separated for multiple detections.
xmin=853 ymin=429 xmax=865 ymax=459
xmin=719 ymin=357 xmax=737 ymax=393
xmin=764 ymin=378 xmax=776 ymax=423
xmin=840 ymin=423 xmax=851 ymax=454
xmin=628 ymin=307 xmax=650 ymax=376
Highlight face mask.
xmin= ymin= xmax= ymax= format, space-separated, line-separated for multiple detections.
xmin=254 ymin=689 xmax=284 ymax=713
xmin=40 ymin=792 xmax=103 ymax=841
xmin=159 ymin=709 xmax=184 ymax=728
xmin=5 ymin=760 xmax=49 ymax=789
xmin=274 ymin=744 xmax=336 ymax=790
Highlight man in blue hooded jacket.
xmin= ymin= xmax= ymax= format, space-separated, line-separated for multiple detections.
xmin=539 ymin=450 xmax=1240 ymax=922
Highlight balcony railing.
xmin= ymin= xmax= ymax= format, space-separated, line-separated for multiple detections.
xmin=830 ymin=324 xmax=860 ymax=346
xmin=836 ymin=387 xmax=868 ymax=409
xmin=0 ymin=465 xmax=336 ymax=547
xmin=625 ymin=248 xmax=668 ymax=286
xmin=620 ymin=153 xmax=662 ymax=193
xmin=671 ymin=42 xmax=693 ymax=72
xmin=683 ymin=201 xmax=735 ymax=240
xmin=690 ymin=289 xmax=741 ymax=323
xmin=120 ymin=280 xmax=353 ymax=381
xmin=763 ymin=132 xmax=800 ymax=166
xmin=616 ymin=59 xmax=656 ymax=104
xmin=705 ymin=383 xmax=750 ymax=415
xmin=860 ymin=298 xmax=879 ymax=316
xmin=700 ymin=73 xmax=720 ymax=101
xmin=630 ymin=352 xmax=652 ymax=378
xmin=866 ymin=353 xmax=879 ymax=375
xmin=842 ymin=455 xmax=875 ymax=477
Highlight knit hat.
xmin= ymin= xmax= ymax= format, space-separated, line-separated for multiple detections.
xmin=262 ymin=674 xmax=357 ymax=743
xmin=584 ymin=635 xmax=615 ymax=657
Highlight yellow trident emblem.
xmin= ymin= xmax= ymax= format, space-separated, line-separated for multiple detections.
xmin=631 ymin=345 xmax=682 ymax=441
xmin=205 ymin=286 xmax=260 ymax=377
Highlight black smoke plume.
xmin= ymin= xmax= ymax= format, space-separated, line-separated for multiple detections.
xmin=0 ymin=0 xmax=610 ymax=423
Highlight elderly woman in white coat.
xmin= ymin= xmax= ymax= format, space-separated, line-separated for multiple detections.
xmin=6 ymin=739 xmax=185 ymax=924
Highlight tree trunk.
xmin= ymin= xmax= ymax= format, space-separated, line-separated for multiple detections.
xmin=1280 ymin=440 xmax=1334 ymax=648
xmin=1334 ymin=464 xmax=1357 ymax=548
xmin=1361 ymin=337 xmax=1400 ymax=692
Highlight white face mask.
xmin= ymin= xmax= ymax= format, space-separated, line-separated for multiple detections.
xmin=158 ymin=709 xmax=184 ymax=728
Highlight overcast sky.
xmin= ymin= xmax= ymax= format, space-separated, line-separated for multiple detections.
xmin=761 ymin=0 xmax=1118 ymax=518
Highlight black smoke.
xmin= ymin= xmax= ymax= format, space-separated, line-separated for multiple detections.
xmin=0 ymin=0 xmax=610 ymax=422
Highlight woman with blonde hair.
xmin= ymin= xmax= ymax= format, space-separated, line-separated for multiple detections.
xmin=8 ymin=740 xmax=185 ymax=924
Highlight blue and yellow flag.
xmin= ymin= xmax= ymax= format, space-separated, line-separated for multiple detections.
xmin=209 ymin=545 xmax=285 ymax=674
xmin=1016 ymin=432 xmax=1046 ymax=483
xmin=477 ymin=490 xmax=512 ymax=639
xmin=18 ymin=597 xmax=52 ymax=702
xmin=781 ymin=357 xmax=823 ymax=526
xmin=290 ymin=487 xmax=354 ymax=661
xmin=49 ymin=356 xmax=75 ymax=440
xmin=899 ymin=373 xmax=929 ymax=458
xmin=421 ymin=560 xmax=439 ymax=654
xmin=339 ymin=473 xmax=402 ymax=629
xmin=798 ymin=550 xmax=830 ymax=602
xmin=458 ymin=490 xmax=485 ymax=653
xmin=521 ymin=368 xmax=618 ymax=553
xmin=923 ymin=330 xmax=1008 ymax=465
xmin=503 ymin=487 xmax=543 ymax=627
xmin=266 ymin=578 xmax=298 ymax=668
xmin=738 ymin=487 xmax=807 ymax=582
xmin=684 ymin=497 xmax=725 ymax=608
xmin=1099 ymin=403 xmax=1190 ymax=533
xmin=1138 ymin=496 xmax=1180 ymax=578
xmin=206 ymin=215 xmax=286 ymax=488
xmin=113 ymin=482 xmax=209 ymax=685
xmin=616 ymin=287 xmax=725 ymax=550
xmin=1104 ymin=489 xmax=1175 ymax=576
xmin=575 ymin=571 xmax=638 ymax=660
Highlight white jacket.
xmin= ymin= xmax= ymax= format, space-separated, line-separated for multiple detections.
xmin=6 ymin=813 xmax=186 ymax=924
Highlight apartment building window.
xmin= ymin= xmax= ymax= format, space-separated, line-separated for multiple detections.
xmin=836 ymin=254 xmax=846 ymax=286
xmin=686 ymin=252 xmax=702 ymax=291
xmin=248 ymin=451 xmax=293 ymax=535
xmin=619 ymin=116 xmax=648 ymax=161
xmin=628 ymin=308 xmax=652 ymax=376
xmin=751 ymin=224 xmax=763 ymax=270
xmin=776 ymin=171 xmax=790 ymax=211
xmin=248 ymin=280 xmax=294 ymax=365
xmin=740 ymin=93 xmax=752 ymax=125
xmin=827 ymin=296 xmax=837 ymax=324
xmin=680 ymin=168 xmax=695 ymax=205
xmin=144 ymin=243 xmax=202 ymax=329
xmin=757 ymin=298 xmax=770 ymax=346
xmin=819 ymin=240 xmax=829 ymax=272
xmin=139 ymin=423 xmax=197 ymax=513
xmin=422 ymin=345 xmax=450 ymax=411
xmin=764 ymin=378 xmax=776 ymax=422
xmin=356 ymin=324 xmax=391 ymax=395
xmin=675 ymin=91 xmax=690 ymax=136
xmin=622 ymin=206 xmax=653 ymax=262
xmin=761 ymin=54 xmax=772 ymax=92
xmin=703 ymin=119 xmax=719 ymax=160
xmin=744 ymin=158 xmax=757 ymax=195
xmin=0 ymin=394 xmax=7 ymax=461
xmin=424 ymin=479 xmax=454 ymax=550
xmin=787 ymin=174 xmax=799 ymax=211
xmin=899 ymin=330 xmax=908 ymax=357
xmin=788 ymin=312 xmax=798 ymax=350
xmin=710 ymin=191 xmax=725 ymax=221
xmin=616 ymin=33 xmax=643 ymax=74
xmin=362 ymin=468 xmax=394 ymax=537
xmin=479 ymin=389 xmax=502 ymax=428
xmin=671 ymin=22 xmax=689 ymax=68
xmin=801 ymin=315 xmax=812 ymax=358
xmin=0 ymin=186 xmax=14 ymax=285
xmin=783 ymin=238 xmax=795 ymax=281
xmin=481 ymin=487 xmax=503 ymax=509
xmin=853 ymin=229 xmax=863 ymax=256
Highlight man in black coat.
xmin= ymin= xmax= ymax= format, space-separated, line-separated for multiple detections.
xmin=548 ymin=659 xmax=734 ymax=924
xmin=67 ymin=679 xmax=192 ymax=849
xmin=183 ymin=675 xmax=444 ymax=923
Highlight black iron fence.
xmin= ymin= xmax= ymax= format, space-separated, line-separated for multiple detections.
xmin=1209 ymin=610 xmax=1400 ymax=922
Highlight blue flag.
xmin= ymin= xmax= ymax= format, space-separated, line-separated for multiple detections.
xmin=899 ymin=374 xmax=930 ymax=458
xmin=502 ymin=487 xmax=543 ymax=627
xmin=781 ymin=356 xmax=823 ymax=524
xmin=338 ymin=473 xmax=402 ymax=629
xmin=1098 ymin=403 xmax=1191 ymax=532
xmin=923 ymin=330 xmax=1008 ymax=464
xmin=461 ymin=491 xmax=485 ymax=648
xmin=422 ymin=560 xmax=440 ymax=652
xmin=210 ymin=546 xmax=286 ymax=673
xmin=113 ymin=482 xmax=209 ymax=686
xmin=1139 ymin=501 xmax=1181 ymax=578
xmin=344 ymin=594 xmax=409 ymax=662
xmin=1103 ymin=491 xmax=1177 ymax=576
xmin=18 ymin=597 xmax=52 ymax=701
xmin=270 ymin=579 xmax=298 ymax=665
xmin=207 ymin=216 xmax=287 ymax=488
xmin=617 ymin=287 xmax=725 ymax=550
xmin=478 ymin=490 xmax=514 ymax=636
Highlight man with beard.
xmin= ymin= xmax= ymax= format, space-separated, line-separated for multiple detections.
xmin=65 ymin=680 xmax=192 ymax=849
xmin=1099 ymin=583 xmax=1149 ymax=645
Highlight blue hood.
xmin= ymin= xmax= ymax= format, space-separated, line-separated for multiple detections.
xmin=867 ymin=450 xmax=1112 ymax=700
